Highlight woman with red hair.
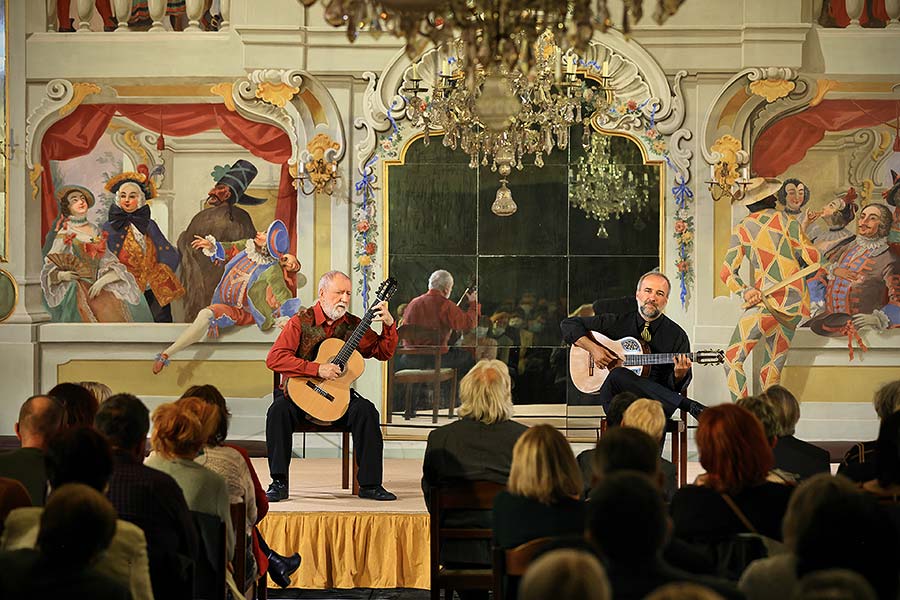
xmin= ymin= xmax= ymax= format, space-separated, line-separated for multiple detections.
xmin=670 ymin=404 xmax=793 ymax=544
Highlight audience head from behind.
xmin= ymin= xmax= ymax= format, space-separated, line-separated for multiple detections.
xmin=622 ymin=398 xmax=666 ymax=443
xmin=508 ymin=424 xmax=582 ymax=505
xmin=874 ymin=410 xmax=900 ymax=488
xmin=14 ymin=394 xmax=65 ymax=449
xmin=696 ymin=404 xmax=773 ymax=494
xmin=794 ymin=569 xmax=877 ymax=600
xmin=36 ymin=483 xmax=117 ymax=570
xmin=761 ymin=384 xmax=801 ymax=437
xmin=457 ymin=359 xmax=514 ymax=425
xmin=180 ymin=384 xmax=231 ymax=446
xmin=46 ymin=426 xmax=114 ymax=493
xmin=591 ymin=426 xmax=662 ymax=486
xmin=872 ymin=379 xmax=900 ymax=422
xmin=94 ymin=393 xmax=150 ymax=457
xmin=793 ymin=475 xmax=899 ymax=600
xmin=150 ymin=401 xmax=206 ymax=460
xmin=644 ymin=582 xmax=726 ymax=600
xmin=735 ymin=395 xmax=780 ymax=446
xmin=48 ymin=381 xmax=99 ymax=429
xmin=605 ymin=391 xmax=640 ymax=428
xmin=519 ymin=549 xmax=611 ymax=600
xmin=79 ymin=381 xmax=113 ymax=404
xmin=587 ymin=471 xmax=667 ymax=564
xmin=782 ymin=473 xmax=860 ymax=551
xmin=174 ymin=395 xmax=222 ymax=448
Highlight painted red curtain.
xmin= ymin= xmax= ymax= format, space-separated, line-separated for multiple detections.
xmin=751 ymin=99 xmax=900 ymax=177
xmin=40 ymin=103 xmax=297 ymax=257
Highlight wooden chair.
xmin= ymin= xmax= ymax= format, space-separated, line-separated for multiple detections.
xmin=388 ymin=324 xmax=458 ymax=423
xmin=492 ymin=536 xmax=554 ymax=600
xmin=666 ymin=408 xmax=689 ymax=487
xmin=190 ymin=510 xmax=227 ymax=600
xmin=230 ymin=502 xmax=261 ymax=600
xmin=429 ymin=480 xmax=505 ymax=600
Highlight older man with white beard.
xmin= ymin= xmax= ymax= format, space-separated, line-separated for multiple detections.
xmin=264 ymin=270 xmax=399 ymax=502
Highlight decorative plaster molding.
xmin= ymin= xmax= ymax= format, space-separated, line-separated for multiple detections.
xmin=29 ymin=165 xmax=43 ymax=202
xmin=58 ymin=82 xmax=102 ymax=117
xmin=748 ymin=79 xmax=795 ymax=103
xmin=210 ymin=82 xmax=236 ymax=112
xmin=107 ymin=122 xmax=165 ymax=184
xmin=846 ymin=127 xmax=897 ymax=192
xmin=25 ymin=79 xmax=76 ymax=170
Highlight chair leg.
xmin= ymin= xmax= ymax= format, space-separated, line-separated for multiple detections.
xmin=404 ymin=385 xmax=414 ymax=420
xmin=341 ymin=431 xmax=350 ymax=490
xmin=257 ymin=572 xmax=268 ymax=599
xmin=432 ymin=379 xmax=441 ymax=424
xmin=670 ymin=427 xmax=680 ymax=487
xmin=448 ymin=377 xmax=457 ymax=418
xmin=679 ymin=412 xmax=688 ymax=487
xmin=352 ymin=446 xmax=360 ymax=496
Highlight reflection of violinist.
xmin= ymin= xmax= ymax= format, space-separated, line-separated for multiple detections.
xmin=398 ymin=269 xmax=480 ymax=373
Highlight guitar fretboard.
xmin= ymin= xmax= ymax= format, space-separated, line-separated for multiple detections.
xmin=623 ymin=352 xmax=700 ymax=367
xmin=332 ymin=309 xmax=376 ymax=368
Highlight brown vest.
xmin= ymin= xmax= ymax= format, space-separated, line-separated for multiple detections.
xmin=293 ymin=305 xmax=361 ymax=361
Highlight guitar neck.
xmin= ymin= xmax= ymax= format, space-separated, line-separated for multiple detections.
xmin=331 ymin=308 xmax=376 ymax=367
xmin=623 ymin=352 xmax=697 ymax=367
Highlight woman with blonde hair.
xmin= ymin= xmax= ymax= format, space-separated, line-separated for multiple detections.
xmin=144 ymin=400 xmax=234 ymax=561
xmin=422 ymin=359 xmax=527 ymax=568
xmin=493 ymin=425 xmax=585 ymax=550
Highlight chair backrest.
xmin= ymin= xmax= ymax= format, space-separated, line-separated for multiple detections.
xmin=492 ymin=536 xmax=555 ymax=600
xmin=398 ymin=324 xmax=444 ymax=366
xmin=229 ymin=502 xmax=252 ymax=594
xmin=191 ymin=510 xmax=227 ymax=600
xmin=430 ymin=479 xmax=505 ymax=563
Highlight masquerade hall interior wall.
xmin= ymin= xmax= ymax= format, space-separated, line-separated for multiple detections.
xmin=1 ymin=0 xmax=899 ymax=449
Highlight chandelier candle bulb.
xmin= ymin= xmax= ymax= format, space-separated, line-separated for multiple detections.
xmin=741 ymin=166 xmax=749 ymax=180
xmin=602 ymin=60 xmax=609 ymax=77
xmin=412 ymin=62 xmax=419 ymax=80
xmin=566 ymin=53 xmax=577 ymax=75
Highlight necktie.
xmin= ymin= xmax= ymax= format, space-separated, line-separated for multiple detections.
xmin=641 ymin=321 xmax=651 ymax=343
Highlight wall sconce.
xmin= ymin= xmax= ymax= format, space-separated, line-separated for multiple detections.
xmin=706 ymin=160 xmax=751 ymax=202
xmin=296 ymin=133 xmax=341 ymax=196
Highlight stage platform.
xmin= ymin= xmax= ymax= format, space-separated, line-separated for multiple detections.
xmin=253 ymin=457 xmax=708 ymax=590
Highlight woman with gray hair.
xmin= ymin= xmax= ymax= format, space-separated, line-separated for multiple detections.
xmin=838 ymin=379 xmax=900 ymax=483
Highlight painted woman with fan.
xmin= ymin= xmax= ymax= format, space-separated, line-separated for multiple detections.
xmin=40 ymin=185 xmax=152 ymax=323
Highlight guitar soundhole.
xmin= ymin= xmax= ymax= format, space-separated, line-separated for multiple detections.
xmin=622 ymin=340 xmax=641 ymax=353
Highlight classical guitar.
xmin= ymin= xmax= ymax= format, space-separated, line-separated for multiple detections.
xmin=569 ymin=331 xmax=725 ymax=394
xmin=286 ymin=278 xmax=398 ymax=423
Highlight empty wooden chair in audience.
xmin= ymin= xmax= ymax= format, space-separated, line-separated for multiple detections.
xmin=388 ymin=324 xmax=458 ymax=423
xmin=492 ymin=536 xmax=555 ymax=600
xmin=429 ymin=480 xmax=505 ymax=600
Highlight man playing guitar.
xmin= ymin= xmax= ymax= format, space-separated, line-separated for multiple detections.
xmin=265 ymin=270 xmax=398 ymax=502
xmin=560 ymin=271 xmax=706 ymax=419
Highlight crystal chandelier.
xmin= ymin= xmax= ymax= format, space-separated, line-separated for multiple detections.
xmin=570 ymin=134 xmax=654 ymax=237
xmin=298 ymin=1 xmax=688 ymax=82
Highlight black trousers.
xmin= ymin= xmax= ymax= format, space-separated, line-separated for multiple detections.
xmin=266 ymin=387 xmax=384 ymax=487
xmin=595 ymin=367 xmax=685 ymax=418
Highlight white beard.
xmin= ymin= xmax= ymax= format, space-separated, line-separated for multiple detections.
xmin=322 ymin=300 xmax=348 ymax=321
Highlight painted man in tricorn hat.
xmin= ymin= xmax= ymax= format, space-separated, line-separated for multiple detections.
xmin=154 ymin=219 xmax=306 ymax=374
xmin=102 ymin=165 xmax=184 ymax=323
xmin=177 ymin=159 xmax=267 ymax=321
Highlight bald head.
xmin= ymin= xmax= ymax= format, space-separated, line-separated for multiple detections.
xmin=16 ymin=395 xmax=65 ymax=449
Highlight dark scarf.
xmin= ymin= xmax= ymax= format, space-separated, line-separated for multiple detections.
xmin=107 ymin=204 xmax=151 ymax=233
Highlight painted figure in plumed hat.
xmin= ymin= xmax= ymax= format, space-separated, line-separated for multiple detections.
xmin=883 ymin=169 xmax=900 ymax=254
xmin=41 ymin=185 xmax=152 ymax=323
xmin=720 ymin=177 xmax=820 ymax=401
xmin=177 ymin=159 xmax=265 ymax=321
xmin=102 ymin=165 xmax=184 ymax=322
xmin=153 ymin=219 xmax=307 ymax=374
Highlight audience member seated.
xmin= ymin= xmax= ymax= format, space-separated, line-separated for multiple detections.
xmin=422 ymin=359 xmax=527 ymax=568
xmin=736 ymin=395 xmax=798 ymax=485
xmin=859 ymin=411 xmax=900 ymax=524
xmin=739 ymin=473 xmax=864 ymax=600
xmin=587 ymin=471 xmax=741 ymax=600
xmin=794 ymin=569 xmax=877 ymax=600
xmin=181 ymin=384 xmax=301 ymax=588
xmin=575 ymin=390 xmax=639 ymax=495
xmin=0 ymin=483 xmax=130 ymax=599
xmin=0 ymin=394 xmax=64 ymax=506
xmin=622 ymin=398 xmax=677 ymax=501
xmin=794 ymin=476 xmax=899 ymax=600
xmin=839 ymin=379 xmax=900 ymax=483
xmin=95 ymin=393 xmax=198 ymax=600
xmin=1 ymin=427 xmax=153 ymax=600
xmin=644 ymin=582 xmax=726 ymax=600
xmin=761 ymin=385 xmax=830 ymax=481
xmin=81 ymin=380 xmax=113 ymax=404
xmin=519 ymin=549 xmax=610 ymax=600
xmin=145 ymin=401 xmax=234 ymax=561
xmin=0 ymin=478 xmax=30 ymax=536
xmin=49 ymin=381 xmax=100 ymax=428
xmin=671 ymin=404 xmax=793 ymax=546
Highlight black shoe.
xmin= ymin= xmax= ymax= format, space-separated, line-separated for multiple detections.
xmin=688 ymin=400 xmax=706 ymax=421
xmin=266 ymin=479 xmax=288 ymax=502
xmin=358 ymin=485 xmax=397 ymax=501
xmin=267 ymin=550 xmax=301 ymax=588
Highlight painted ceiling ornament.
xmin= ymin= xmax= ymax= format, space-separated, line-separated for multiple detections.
xmin=58 ymin=82 xmax=102 ymax=117
xmin=748 ymin=78 xmax=796 ymax=103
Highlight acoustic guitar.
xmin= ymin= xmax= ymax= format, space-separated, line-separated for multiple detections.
xmin=569 ymin=331 xmax=725 ymax=394
xmin=286 ymin=277 xmax=398 ymax=423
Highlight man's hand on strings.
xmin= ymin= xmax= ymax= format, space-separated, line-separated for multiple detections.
xmin=589 ymin=344 xmax=622 ymax=370
xmin=317 ymin=363 xmax=343 ymax=380
xmin=674 ymin=354 xmax=692 ymax=381
xmin=371 ymin=300 xmax=394 ymax=327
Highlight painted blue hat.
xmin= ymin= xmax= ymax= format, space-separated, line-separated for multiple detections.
xmin=266 ymin=219 xmax=290 ymax=260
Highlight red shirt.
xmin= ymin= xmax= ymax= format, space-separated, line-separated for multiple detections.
xmin=266 ymin=302 xmax=398 ymax=380
xmin=402 ymin=289 xmax=480 ymax=354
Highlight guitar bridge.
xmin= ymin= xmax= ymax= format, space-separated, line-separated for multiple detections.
xmin=306 ymin=380 xmax=335 ymax=402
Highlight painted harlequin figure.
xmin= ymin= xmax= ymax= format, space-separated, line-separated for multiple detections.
xmin=102 ymin=166 xmax=184 ymax=322
xmin=152 ymin=220 xmax=306 ymax=374
xmin=720 ymin=178 xmax=820 ymax=401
